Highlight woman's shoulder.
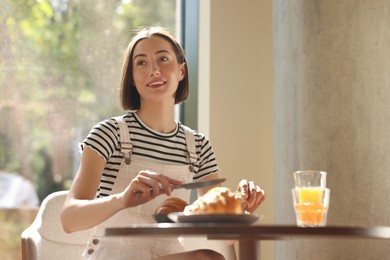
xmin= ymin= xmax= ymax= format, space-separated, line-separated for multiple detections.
xmin=178 ymin=123 xmax=209 ymax=142
xmin=91 ymin=117 xmax=118 ymax=133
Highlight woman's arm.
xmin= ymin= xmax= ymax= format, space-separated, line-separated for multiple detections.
xmin=60 ymin=147 xmax=125 ymax=233
xmin=60 ymin=147 xmax=182 ymax=233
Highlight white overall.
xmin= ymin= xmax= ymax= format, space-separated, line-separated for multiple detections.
xmin=82 ymin=116 xmax=198 ymax=260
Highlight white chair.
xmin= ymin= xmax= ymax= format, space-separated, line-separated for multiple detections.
xmin=21 ymin=191 xmax=237 ymax=260
xmin=21 ymin=190 xmax=93 ymax=260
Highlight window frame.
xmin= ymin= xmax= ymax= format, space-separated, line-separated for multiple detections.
xmin=179 ymin=0 xmax=199 ymax=129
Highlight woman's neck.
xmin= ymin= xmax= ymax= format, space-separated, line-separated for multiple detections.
xmin=136 ymin=104 xmax=176 ymax=134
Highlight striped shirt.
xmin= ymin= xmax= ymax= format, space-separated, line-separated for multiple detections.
xmin=81 ymin=112 xmax=220 ymax=197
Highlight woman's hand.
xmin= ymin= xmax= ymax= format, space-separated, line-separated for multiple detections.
xmin=236 ymin=179 xmax=266 ymax=213
xmin=120 ymin=170 xmax=183 ymax=208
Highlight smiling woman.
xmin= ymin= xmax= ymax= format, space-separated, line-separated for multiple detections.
xmin=59 ymin=25 xmax=236 ymax=260
xmin=120 ymin=27 xmax=189 ymax=111
xmin=125 ymin=35 xmax=187 ymax=116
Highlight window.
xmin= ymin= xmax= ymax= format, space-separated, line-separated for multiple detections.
xmin=0 ymin=0 xmax=179 ymax=202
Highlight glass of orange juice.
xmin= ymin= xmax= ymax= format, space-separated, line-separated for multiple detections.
xmin=292 ymin=171 xmax=330 ymax=227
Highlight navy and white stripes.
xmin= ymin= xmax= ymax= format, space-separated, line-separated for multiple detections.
xmin=80 ymin=112 xmax=220 ymax=197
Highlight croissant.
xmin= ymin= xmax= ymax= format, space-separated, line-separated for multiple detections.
xmin=184 ymin=187 xmax=243 ymax=214
xmin=154 ymin=197 xmax=189 ymax=214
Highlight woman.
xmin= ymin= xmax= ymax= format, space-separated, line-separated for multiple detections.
xmin=61 ymin=26 xmax=265 ymax=260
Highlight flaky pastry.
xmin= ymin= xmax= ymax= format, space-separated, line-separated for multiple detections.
xmin=154 ymin=197 xmax=189 ymax=215
xmin=184 ymin=187 xmax=243 ymax=214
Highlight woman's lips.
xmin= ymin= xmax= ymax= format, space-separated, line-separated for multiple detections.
xmin=147 ymin=81 xmax=165 ymax=88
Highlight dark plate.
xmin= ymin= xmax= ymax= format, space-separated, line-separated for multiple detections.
xmin=167 ymin=212 xmax=259 ymax=224
xmin=153 ymin=214 xmax=175 ymax=223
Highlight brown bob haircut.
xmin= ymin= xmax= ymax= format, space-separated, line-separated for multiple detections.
xmin=119 ymin=26 xmax=189 ymax=110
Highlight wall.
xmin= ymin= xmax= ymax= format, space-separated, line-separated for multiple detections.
xmin=199 ymin=1 xmax=274 ymax=259
xmin=273 ymin=1 xmax=390 ymax=259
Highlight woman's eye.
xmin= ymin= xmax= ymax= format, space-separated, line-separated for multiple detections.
xmin=159 ymin=56 xmax=169 ymax=62
xmin=135 ymin=60 xmax=146 ymax=66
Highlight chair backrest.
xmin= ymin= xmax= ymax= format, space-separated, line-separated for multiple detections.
xmin=21 ymin=190 xmax=93 ymax=260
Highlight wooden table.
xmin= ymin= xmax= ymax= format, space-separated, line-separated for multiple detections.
xmin=105 ymin=224 xmax=390 ymax=260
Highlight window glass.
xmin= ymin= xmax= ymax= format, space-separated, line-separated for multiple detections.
xmin=0 ymin=0 xmax=178 ymax=202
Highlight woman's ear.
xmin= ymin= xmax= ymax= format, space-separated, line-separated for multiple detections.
xmin=179 ymin=63 xmax=186 ymax=81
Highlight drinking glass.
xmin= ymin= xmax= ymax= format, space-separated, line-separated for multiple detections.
xmin=292 ymin=170 xmax=330 ymax=227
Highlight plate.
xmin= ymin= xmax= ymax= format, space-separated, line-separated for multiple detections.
xmin=153 ymin=214 xmax=175 ymax=223
xmin=167 ymin=212 xmax=259 ymax=224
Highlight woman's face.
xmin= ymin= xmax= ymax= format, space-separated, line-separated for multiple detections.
xmin=132 ymin=36 xmax=185 ymax=106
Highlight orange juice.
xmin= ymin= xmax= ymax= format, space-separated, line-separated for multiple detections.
xmin=298 ymin=187 xmax=324 ymax=204
xmin=293 ymin=187 xmax=329 ymax=226
xmin=294 ymin=203 xmax=328 ymax=226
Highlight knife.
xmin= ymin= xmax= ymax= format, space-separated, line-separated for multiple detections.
xmin=134 ymin=178 xmax=226 ymax=194
xmin=171 ymin=178 xmax=226 ymax=190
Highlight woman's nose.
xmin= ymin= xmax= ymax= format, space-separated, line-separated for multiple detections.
xmin=150 ymin=62 xmax=161 ymax=76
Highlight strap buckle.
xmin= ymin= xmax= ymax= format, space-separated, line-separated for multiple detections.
xmin=119 ymin=141 xmax=133 ymax=165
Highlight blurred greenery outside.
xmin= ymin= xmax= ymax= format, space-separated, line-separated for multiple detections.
xmin=0 ymin=0 xmax=177 ymax=201
xmin=1 ymin=1 xmax=177 ymax=258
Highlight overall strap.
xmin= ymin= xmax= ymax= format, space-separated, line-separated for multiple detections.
xmin=114 ymin=116 xmax=133 ymax=165
xmin=181 ymin=124 xmax=198 ymax=172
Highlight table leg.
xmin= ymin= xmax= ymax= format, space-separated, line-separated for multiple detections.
xmin=238 ymin=238 xmax=258 ymax=260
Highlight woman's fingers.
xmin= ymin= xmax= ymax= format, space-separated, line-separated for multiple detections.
xmin=237 ymin=179 xmax=266 ymax=213
xmin=135 ymin=170 xmax=183 ymax=196
xmin=237 ymin=179 xmax=249 ymax=199
xmin=253 ymin=185 xmax=266 ymax=208
xmin=122 ymin=171 xmax=181 ymax=208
